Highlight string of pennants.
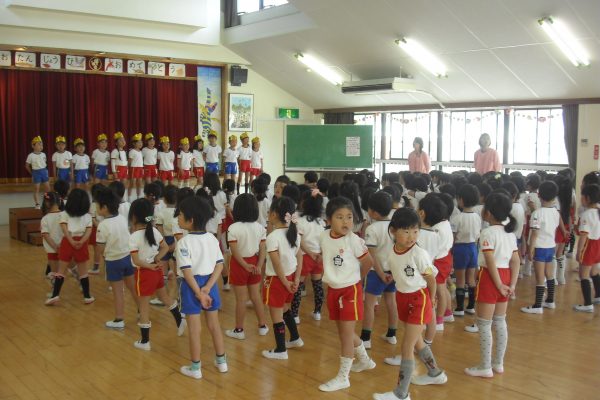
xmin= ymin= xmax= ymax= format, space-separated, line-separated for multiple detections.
xmin=355 ymin=109 xmax=561 ymax=124
xmin=0 ymin=50 xmax=192 ymax=78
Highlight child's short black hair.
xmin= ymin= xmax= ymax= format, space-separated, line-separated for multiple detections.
xmin=435 ymin=192 xmax=454 ymax=217
xmin=275 ymin=175 xmax=290 ymax=185
xmin=300 ymin=189 xmax=323 ymax=222
xmin=282 ymin=184 xmax=301 ymax=205
xmin=458 ymin=184 xmax=480 ymax=208
xmin=477 ymin=183 xmax=492 ymax=201
xmin=582 ymin=172 xmax=600 ymax=187
xmin=538 ymin=180 xmax=558 ymax=202
xmin=325 ymin=196 xmax=353 ymax=220
xmin=163 ymin=185 xmax=178 ymax=205
xmin=297 ymin=184 xmax=311 ymax=196
xmin=501 ymin=182 xmax=519 ymax=201
xmin=95 ymin=186 xmax=119 ymax=215
xmin=270 ymin=196 xmax=298 ymax=248
xmin=304 ymin=171 xmax=318 ymax=184
xmin=203 ymin=172 xmax=221 ymax=196
xmin=129 ymin=198 xmax=157 ymax=246
xmin=42 ymin=191 xmax=62 ymax=214
xmin=258 ymin=172 xmax=271 ymax=185
xmin=233 ymin=193 xmax=259 ymax=222
xmin=526 ymin=173 xmax=541 ymax=191
xmin=177 ymin=196 xmax=213 ymax=231
xmin=252 ymin=178 xmax=268 ymax=201
xmin=195 ymin=188 xmax=216 ymax=211
xmin=53 ymin=179 xmax=70 ymax=199
xmin=466 ymin=172 xmax=483 ymax=187
xmin=65 ymin=188 xmax=90 ymax=217
xmin=438 ymin=183 xmax=457 ymax=199
xmin=389 ymin=207 xmax=420 ymax=230
xmin=153 ymin=180 xmax=165 ymax=198
xmin=510 ymin=175 xmax=526 ymax=193
xmin=484 ymin=193 xmax=516 ymax=233
xmin=222 ymin=178 xmax=236 ymax=204
xmin=582 ymin=185 xmax=600 ymax=219
xmin=144 ymin=182 xmax=161 ymax=203
xmin=412 ymin=176 xmax=428 ymax=192
xmin=382 ymin=185 xmax=401 ymax=204
xmin=418 ymin=193 xmax=447 ymax=226
xmin=109 ymin=180 xmax=126 ymax=200
xmin=317 ymin=178 xmax=330 ymax=194
xmin=368 ymin=191 xmax=392 ymax=218
xmin=389 ymin=172 xmax=400 ymax=184
xmin=328 ymin=182 xmax=340 ymax=199
xmin=90 ymin=183 xmax=104 ymax=200
xmin=174 ymin=187 xmax=195 ymax=216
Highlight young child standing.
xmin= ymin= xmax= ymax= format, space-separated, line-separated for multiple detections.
xmin=203 ymin=131 xmax=222 ymax=174
xmin=128 ymin=133 xmax=144 ymax=199
xmin=177 ymin=137 xmax=194 ymax=188
xmin=223 ymin=135 xmax=239 ymax=181
xmin=40 ymin=192 xmax=64 ymax=279
xmin=142 ymin=133 xmax=158 ymax=184
xmin=111 ymin=131 xmax=129 ymax=186
xmin=176 ymin=195 xmax=227 ymax=378
xmin=52 ymin=136 xmax=72 ymax=183
xmin=237 ymin=132 xmax=252 ymax=194
xmin=250 ymin=137 xmax=263 ymax=184
xmin=319 ymin=197 xmax=376 ymax=392
xmin=26 ymin=136 xmax=51 ymax=208
xmin=158 ymin=136 xmax=175 ymax=184
xmin=155 ymin=185 xmax=178 ymax=289
xmin=192 ymin=135 xmax=205 ymax=189
xmin=72 ymin=138 xmax=90 ymax=190
xmin=92 ymin=134 xmax=110 ymax=184
xmin=253 ymin=178 xmax=271 ymax=228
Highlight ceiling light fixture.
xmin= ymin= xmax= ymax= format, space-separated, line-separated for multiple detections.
xmin=395 ymin=38 xmax=447 ymax=78
xmin=294 ymin=53 xmax=344 ymax=85
xmin=538 ymin=16 xmax=589 ymax=67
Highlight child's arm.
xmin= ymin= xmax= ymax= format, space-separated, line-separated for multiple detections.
xmin=52 ymin=161 xmax=57 ymax=178
xmin=182 ymin=268 xmax=212 ymax=308
xmin=508 ymin=251 xmax=520 ymax=295
xmin=293 ymin=251 xmax=303 ymax=291
xmin=75 ymin=227 xmax=92 ymax=249
xmin=528 ymin=229 xmax=538 ymax=260
xmin=60 ymin=223 xmax=76 ymax=246
xmin=300 ymin=238 xmax=318 ymax=261
xmin=576 ymin=232 xmax=588 ymax=263
xmin=257 ymin=240 xmax=266 ymax=273
xmin=269 ymin=250 xmax=293 ymax=292
xmin=155 ymin=240 xmax=169 ymax=264
xmin=42 ymin=233 xmax=59 ymax=253
xmin=25 ymin=162 xmax=32 ymax=175
xmin=359 ymin=253 xmax=375 ymax=278
xmin=230 ymin=242 xmax=254 ymax=272
xmin=559 ymin=216 xmax=568 ymax=237
xmin=369 ymin=247 xmax=391 ymax=283
xmin=424 ymin=274 xmax=437 ymax=303
xmin=483 ymin=251 xmax=510 ymax=297
xmin=202 ymin=262 xmax=224 ymax=294
xmin=177 ymin=156 xmax=182 ymax=173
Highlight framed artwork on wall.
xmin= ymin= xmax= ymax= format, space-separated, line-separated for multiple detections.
xmin=228 ymin=93 xmax=254 ymax=131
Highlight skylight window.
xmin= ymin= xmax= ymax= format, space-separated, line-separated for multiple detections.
xmin=237 ymin=0 xmax=288 ymax=14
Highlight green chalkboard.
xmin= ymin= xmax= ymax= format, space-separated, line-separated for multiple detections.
xmin=285 ymin=125 xmax=373 ymax=169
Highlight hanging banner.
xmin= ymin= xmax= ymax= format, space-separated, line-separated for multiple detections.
xmin=197 ymin=66 xmax=222 ymax=140
xmin=40 ymin=53 xmax=61 ymax=69
xmin=127 ymin=60 xmax=145 ymax=74
xmin=65 ymin=55 xmax=86 ymax=71
xmin=169 ymin=63 xmax=186 ymax=77
xmin=15 ymin=52 xmax=36 ymax=68
xmin=105 ymin=58 xmax=123 ymax=73
xmin=0 ymin=50 xmax=10 ymax=66
xmin=147 ymin=61 xmax=165 ymax=76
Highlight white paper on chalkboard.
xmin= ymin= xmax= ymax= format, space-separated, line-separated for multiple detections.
xmin=346 ymin=136 xmax=360 ymax=157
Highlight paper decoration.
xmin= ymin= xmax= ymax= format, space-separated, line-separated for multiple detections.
xmin=147 ymin=61 xmax=165 ymax=76
xmin=40 ymin=53 xmax=60 ymax=69
xmin=0 ymin=51 xmax=11 ymax=66
xmin=66 ymin=55 xmax=86 ymax=71
xmin=15 ymin=52 xmax=36 ymax=68
xmin=127 ymin=60 xmax=145 ymax=74
xmin=105 ymin=58 xmax=123 ymax=73
xmin=346 ymin=137 xmax=360 ymax=157
xmin=88 ymin=57 xmax=103 ymax=71
xmin=169 ymin=63 xmax=186 ymax=77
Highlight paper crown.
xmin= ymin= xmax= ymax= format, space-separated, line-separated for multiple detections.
xmin=132 ymin=133 xmax=143 ymax=142
xmin=194 ymin=134 xmax=203 ymax=142
xmin=160 ymin=136 xmax=170 ymax=143
xmin=228 ymin=135 xmax=237 ymax=142
xmin=180 ymin=137 xmax=189 ymax=145
xmin=97 ymin=133 xmax=107 ymax=142
xmin=74 ymin=138 xmax=85 ymax=146
xmin=145 ymin=133 xmax=154 ymax=141
xmin=252 ymin=136 xmax=260 ymax=144
xmin=55 ymin=136 xmax=66 ymax=144
xmin=31 ymin=136 xmax=42 ymax=145
xmin=240 ymin=132 xmax=249 ymax=140
xmin=208 ymin=130 xmax=217 ymax=138
xmin=114 ymin=131 xmax=124 ymax=140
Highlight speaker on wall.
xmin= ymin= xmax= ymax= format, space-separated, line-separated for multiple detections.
xmin=230 ymin=65 xmax=248 ymax=86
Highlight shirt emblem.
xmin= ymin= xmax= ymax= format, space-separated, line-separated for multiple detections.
xmin=333 ymin=255 xmax=343 ymax=267
xmin=404 ymin=265 xmax=415 ymax=277
xmin=180 ymin=248 xmax=189 ymax=257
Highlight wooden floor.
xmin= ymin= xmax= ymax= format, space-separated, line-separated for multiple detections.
xmin=1 ymin=225 xmax=599 ymax=400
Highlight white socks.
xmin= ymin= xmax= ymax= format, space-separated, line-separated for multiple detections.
xmin=492 ymin=315 xmax=508 ymax=366
xmin=476 ymin=317 xmax=493 ymax=369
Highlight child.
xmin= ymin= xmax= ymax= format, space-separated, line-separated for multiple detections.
xmin=144 ymin=182 xmax=164 ymax=215
xmin=553 ymin=176 xmax=573 ymax=285
xmin=223 ymin=135 xmax=239 ymax=181
xmin=158 ymin=136 xmax=175 ymax=184
xmin=203 ymin=172 xmax=228 ymax=236
xmin=109 ymin=181 xmax=130 ymax=220
xmin=465 ymin=193 xmax=520 ymax=378
xmin=521 ymin=174 xmax=542 ymax=276
xmin=274 ymin=175 xmax=290 ymax=199
xmin=192 ymin=135 xmax=205 ymax=188
xmin=237 ymin=132 xmax=252 ymax=194
xmin=52 ymin=136 xmax=72 ymax=182
xmin=176 ymin=196 xmax=227 ymax=378
xmin=40 ymin=192 xmax=64 ymax=279
xmin=253 ymin=178 xmax=271 ymax=228
xmin=339 ymin=181 xmax=365 ymax=235
xmin=360 ymin=191 xmax=397 ymax=350
xmin=46 ymin=188 xmax=94 ymax=305
xmin=26 ymin=136 xmax=50 ymax=208
xmin=92 ymin=134 xmax=110 ymax=184
xmin=319 ymin=197 xmax=375 ymax=392
xmin=317 ymin=178 xmax=330 ymax=217
xmin=262 ymin=196 xmax=303 ymax=359
xmin=453 ymin=184 xmax=482 ymax=316
xmin=221 ymin=179 xmax=237 ymax=281
xmin=304 ymin=171 xmax=318 ymax=189
xmin=142 ymin=133 xmax=158 ymax=184
xmin=502 ymin=181 xmax=525 ymax=293
xmin=373 ymin=208 xmax=447 ymax=400
xmin=129 ymin=198 xmax=186 ymax=350
xmin=128 ymin=133 xmax=144 ymax=199
xmin=574 ymin=184 xmax=600 ymax=312
xmin=522 ymin=181 xmax=564 ymax=314
xmin=155 ymin=185 xmax=178 ymax=290
xmin=72 ymin=138 xmax=90 ymax=190
xmin=177 ymin=137 xmax=194 ymax=188
xmin=225 ymin=193 xmax=269 ymax=339
xmin=89 ymin=183 xmax=104 ymax=275
xmin=250 ymin=137 xmax=263 ymax=184
xmin=111 ymin=132 xmax=129 ymax=189
xmin=203 ymin=130 xmax=222 ymax=174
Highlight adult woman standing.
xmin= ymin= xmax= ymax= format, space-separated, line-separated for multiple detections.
xmin=408 ymin=137 xmax=431 ymax=173
xmin=474 ymin=133 xmax=502 ymax=175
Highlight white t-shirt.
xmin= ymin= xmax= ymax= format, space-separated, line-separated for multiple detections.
xmin=251 ymin=150 xmax=263 ymax=169
xmin=129 ymin=228 xmax=163 ymax=266
xmin=257 ymin=198 xmax=271 ymax=227
xmin=90 ymin=202 xmax=104 ymax=225
xmin=579 ymin=208 xmax=600 ymax=240
xmin=111 ymin=149 xmax=128 ymax=167
xmin=388 ymin=244 xmax=436 ymax=293
xmin=92 ymin=149 xmax=110 ymax=166
xmin=297 ymin=216 xmax=326 ymax=254
xmin=40 ymin=211 xmax=63 ymax=253
xmin=432 ymin=220 xmax=453 ymax=258
xmin=265 ymin=228 xmax=300 ymax=276
xmin=321 ymin=230 xmax=368 ymax=289
xmin=118 ymin=201 xmax=131 ymax=220
xmin=454 ymin=211 xmax=482 ymax=243
xmin=203 ymin=145 xmax=222 ymax=163
xmin=128 ymin=149 xmax=143 ymax=168
xmin=192 ymin=149 xmax=205 ymax=168
xmin=155 ymin=207 xmax=176 ymax=236
xmin=479 ymin=225 xmax=518 ymax=269
xmin=142 ymin=147 xmax=158 ymax=166
xmin=239 ymin=145 xmax=252 ymax=161
xmin=417 ymin=228 xmax=441 ymax=263
xmin=72 ymin=154 xmax=90 ymax=170
xmin=96 ymin=215 xmax=130 ymax=260
xmin=59 ymin=212 xmax=92 ymax=237
xmin=512 ymin=202 xmax=525 ymax=240
xmin=178 ymin=151 xmax=194 ymax=170
xmin=206 ymin=215 xmax=221 ymax=235
xmin=176 ymin=232 xmax=223 ymax=276
xmin=223 ymin=148 xmax=239 ymax=163
xmin=213 ymin=191 xmax=228 ymax=221
xmin=530 ymin=207 xmax=560 ymax=248
xmin=172 ymin=216 xmax=188 ymax=238
xmin=227 ymin=222 xmax=266 ymax=257
xmin=52 ymin=151 xmax=72 ymax=169
xmin=158 ymin=151 xmax=175 ymax=171
xmin=364 ymin=219 xmax=394 ymax=271
xmin=526 ymin=192 xmax=541 ymax=212
xmin=26 ymin=152 xmax=47 ymax=170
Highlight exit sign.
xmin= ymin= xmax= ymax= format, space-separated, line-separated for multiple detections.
xmin=277 ymin=107 xmax=299 ymax=119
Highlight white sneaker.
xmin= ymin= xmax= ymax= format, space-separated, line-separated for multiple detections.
xmin=105 ymin=320 xmax=125 ymax=330
xmin=45 ymin=296 xmax=60 ymax=305
xmin=258 ymin=326 xmax=269 ymax=336
xmin=411 ymin=371 xmax=448 ymax=385
xmin=492 ymin=363 xmax=504 ymax=374
xmin=381 ymin=334 xmax=397 ymax=345
xmin=465 ymin=366 xmax=493 ymax=378
xmin=363 ymin=339 xmax=372 ymax=349
xmin=149 ymin=298 xmax=164 ymax=306
xmin=464 ymin=324 xmax=479 ymax=333
xmin=88 ymin=268 xmax=100 ymax=275
xmin=312 ymin=312 xmax=321 ymax=321
xmin=177 ymin=318 xmax=187 ymax=336
xmin=214 ymin=358 xmax=228 ymax=373
xmin=350 ymin=358 xmax=376 ymax=372
xmin=34 ymin=203 xmax=41 ymax=209
xmin=262 ymin=349 xmax=288 ymax=360
xmin=373 ymin=393 xmax=409 ymax=400
xmin=453 ymin=310 xmax=465 ymax=316
xmin=592 ymin=298 xmax=600 ymax=305
xmin=319 ymin=376 xmax=350 ymax=392
xmin=225 ymin=329 xmax=246 ymax=340
xmin=520 ymin=306 xmax=543 ymax=314
xmin=245 ymin=300 xmax=253 ymax=307
xmin=573 ymin=304 xmax=594 ymax=313
xmin=443 ymin=314 xmax=455 ymax=323
xmin=133 ymin=340 xmax=151 ymax=351
xmin=223 ymin=283 xmax=231 ymax=291
xmin=465 ymin=308 xmax=476 ymax=315
xmin=180 ymin=365 xmax=202 ymax=379
xmin=83 ymin=296 xmax=95 ymax=304
xmin=542 ymin=302 xmax=556 ymax=309
xmin=436 ymin=323 xmax=444 ymax=331
xmin=286 ymin=338 xmax=304 ymax=349
xmin=294 ymin=316 xmax=300 ymax=325
xmin=384 ymin=355 xmax=402 ymax=366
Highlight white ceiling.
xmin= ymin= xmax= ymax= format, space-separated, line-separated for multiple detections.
xmin=225 ymin=0 xmax=600 ymax=110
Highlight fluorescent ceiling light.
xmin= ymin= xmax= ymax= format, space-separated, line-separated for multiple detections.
xmin=395 ymin=38 xmax=447 ymax=78
xmin=294 ymin=53 xmax=344 ymax=85
xmin=539 ymin=16 xmax=589 ymax=67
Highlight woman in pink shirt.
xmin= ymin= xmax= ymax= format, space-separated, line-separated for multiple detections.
xmin=408 ymin=137 xmax=431 ymax=173
xmin=473 ymin=133 xmax=502 ymax=175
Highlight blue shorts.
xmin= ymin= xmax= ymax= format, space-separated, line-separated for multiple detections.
xmin=74 ymin=169 xmax=89 ymax=184
xmin=105 ymin=255 xmax=135 ymax=281
xmin=57 ymin=168 xmax=70 ymax=182
xmin=32 ymin=168 xmax=49 ymax=184
xmin=161 ymin=236 xmax=175 ymax=261
xmin=224 ymin=162 xmax=238 ymax=175
xmin=534 ymin=247 xmax=555 ymax=263
xmin=517 ymin=238 xmax=522 ymax=247
xmin=364 ymin=270 xmax=396 ymax=295
xmin=453 ymin=242 xmax=478 ymax=269
xmin=95 ymin=165 xmax=108 ymax=180
xmin=180 ymin=275 xmax=221 ymax=314
xmin=206 ymin=162 xmax=219 ymax=174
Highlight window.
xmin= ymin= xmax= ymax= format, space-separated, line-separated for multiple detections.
xmin=237 ymin=0 xmax=288 ymax=14
xmin=388 ymin=112 xmax=438 ymax=160
xmin=441 ymin=110 xmax=504 ymax=162
xmin=355 ymin=113 xmax=382 ymax=176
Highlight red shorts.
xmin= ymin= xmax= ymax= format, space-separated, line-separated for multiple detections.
xmin=159 ymin=170 xmax=174 ymax=181
xmin=193 ymin=167 xmax=205 ymax=178
xmin=131 ymin=167 xmax=144 ymax=179
xmin=250 ymin=168 xmax=261 ymax=177
xmin=327 ymin=283 xmax=364 ymax=321
xmin=475 ymin=267 xmax=511 ymax=304
xmin=179 ymin=169 xmax=191 ymax=180
xmin=555 ymin=224 xmax=570 ymax=244
xmin=47 ymin=253 xmax=59 ymax=261
xmin=230 ymin=255 xmax=262 ymax=286
xmin=582 ymin=238 xmax=600 ymax=266
xmin=222 ymin=215 xmax=233 ymax=233
xmin=135 ymin=267 xmax=164 ymax=296
xmin=89 ymin=226 xmax=97 ymax=245
xmin=263 ymin=274 xmax=295 ymax=307
xmin=58 ymin=236 xmax=90 ymax=263
xmin=240 ymin=160 xmax=251 ymax=173
xmin=396 ymin=288 xmax=433 ymax=325
xmin=115 ymin=166 xmax=128 ymax=180
xmin=144 ymin=165 xmax=158 ymax=179
xmin=434 ymin=252 xmax=453 ymax=284
xmin=301 ymin=254 xmax=323 ymax=276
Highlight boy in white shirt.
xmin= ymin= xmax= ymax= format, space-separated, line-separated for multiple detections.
xmin=203 ymin=131 xmax=222 ymax=174
xmin=223 ymin=135 xmax=239 ymax=181
xmin=250 ymin=137 xmax=263 ymax=184
xmin=72 ymin=138 xmax=91 ymax=190
xmin=92 ymin=134 xmax=110 ymax=184
xmin=26 ymin=136 xmax=50 ymax=208
xmin=177 ymin=137 xmax=194 ymax=188
xmin=52 ymin=136 xmax=72 ymax=182
xmin=237 ymin=132 xmax=252 ymax=194
xmin=157 ymin=136 xmax=175 ymax=184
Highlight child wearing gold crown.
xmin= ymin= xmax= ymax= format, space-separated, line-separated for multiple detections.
xmin=203 ymin=130 xmax=222 ymax=174
xmin=25 ymin=136 xmax=50 ymax=208
xmin=157 ymin=136 xmax=175 ymax=184
xmin=72 ymin=138 xmax=91 ymax=190
xmin=192 ymin=135 xmax=206 ymax=189
xmin=52 ymin=136 xmax=72 ymax=183
xmin=111 ymin=132 xmax=129 ymax=193
xmin=250 ymin=136 xmax=263 ymax=185
xmin=237 ymin=132 xmax=252 ymax=194
xmin=129 ymin=133 xmax=144 ymax=199
xmin=92 ymin=134 xmax=110 ymax=184
xmin=223 ymin=135 xmax=239 ymax=182
xmin=142 ymin=133 xmax=158 ymax=184
xmin=177 ymin=137 xmax=194 ymax=188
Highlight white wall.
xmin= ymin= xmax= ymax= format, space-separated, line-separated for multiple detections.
xmin=576 ymin=104 xmax=600 ymax=194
